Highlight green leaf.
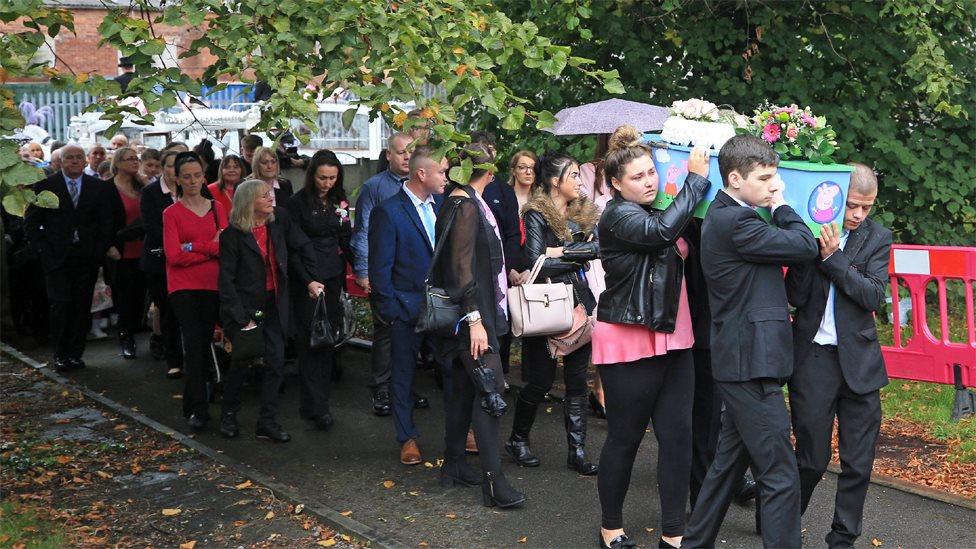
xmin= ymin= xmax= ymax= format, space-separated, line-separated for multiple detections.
xmin=2 ymin=190 xmax=29 ymax=218
xmin=1 ymin=162 xmax=45 ymax=187
xmin=0 ymin=144 xmax=20 ymax=170
xmin=602 ymin=78 xmax=625 ymax=95
xmin=535 ymin=110 xmax=557 ymax=130
xmin=449 ymin=158 xmax=473 ymax=184
xmin=501 ymin=106 xmax=525 ymax=131
xmin=341 ymin=107 xmax=358 ymax=130
xmin=34 ymin=190 xmax=59 ymax=208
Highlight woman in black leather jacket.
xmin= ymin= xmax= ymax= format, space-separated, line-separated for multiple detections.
xmin=505 ymin=152 xmax=601 ymax=476
xmin=285 ymin=150 xmax=353 ymax=431
xmin=592 ymin=126 xmax=711 ymax=549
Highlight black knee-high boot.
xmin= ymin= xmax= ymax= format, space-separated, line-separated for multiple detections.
xmin=505 ymin=394 xmax=541 ymax=467
xmin=565 ymin=396 xmax=599 ymax=475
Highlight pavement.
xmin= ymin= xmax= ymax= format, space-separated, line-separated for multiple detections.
xmin=10 ymin=334 xmax=976 ymax=548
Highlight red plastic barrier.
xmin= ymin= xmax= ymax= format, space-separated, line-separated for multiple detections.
xmin=883 ymin=244 xmax=976 ymax=387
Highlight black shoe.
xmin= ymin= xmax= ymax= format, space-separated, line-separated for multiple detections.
xmin=589 ymin=391 xmax=607 ymax=419
xmin=599 ymin=533 xmax=637 ymax=549
xmin=481 ymin=471 xmax=525 ymax=508
xmin=505 ymin=436 xmax=541 ymax=467
xmin=735 ymin=470 xmax=758 ymax=504
xmin=66 ymin=358 xmax=86 ymax=370
xmin=52 ymin=358 xmax=72 ymax=373
xmin=120 ymin=333 xmax=136 ymax=360
xmin=413 ymin=393 xmax=429 ymax=409
xmin=312 ymin=413 xmax=335 ymax=431
xmin=256 ymin=422 xmax=291 ymax=442
xmin=505 ymin=395 xmax=541 ymax=467
xmin=149 ymin=334 xmax=166 ymax=360
xmin=187 ymin=414 xmax=207 ymax=431
xmin=659 ymin=538 xmax=680 ymax=549
xmin=219 ymin=412 xmax=239 ymax=438
xmin=440 ymin=459 xmax=480 ymax=487
xmin=372 ymin=389 xmax=392 ymax=416
xmin=565 ymin=396 xmax=599 ymax=476
xmin=755 ymin=497 xmax=762 ymax=536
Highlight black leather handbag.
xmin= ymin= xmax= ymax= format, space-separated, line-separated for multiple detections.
xmin=231 ymin=322 xmax=265 ymax=364
xmin=414 ymin=206 xmax=461 ymax=336
xmin=309 ymin=292 xmax=337 ymax=349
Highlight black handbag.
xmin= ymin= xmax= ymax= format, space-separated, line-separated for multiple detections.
xmin=334 ymin=288 xmax=356 ymax=347
xmin=414 ymin=205 xmax=461 ymax=336
xmin=309 ymin=292 xmax=337 ymax=349
xmin=231 ymin=322 xmax=265 ymax=364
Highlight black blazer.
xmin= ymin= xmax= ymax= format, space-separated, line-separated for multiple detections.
xmin=274 ymin=178 xmax=294 ymax=205
xmin=700 ymin=191 xmax=818 ymax=382
xmin=284 ymin=187 xmax=353 ymax=281
xmin=482 ymin=178 xmax=523 ymax=272
xmin=24 ymin=172 xmax=115 ymax=272
xmin=218 ymin=212 xmax=317 ymax=335
xmin=139 ymin=180 xmax=177 ymax=273
xmin=684 ymin=218 xmax=712 ymax=350
xmin=786 ymin=217 xmax=892 ymax=394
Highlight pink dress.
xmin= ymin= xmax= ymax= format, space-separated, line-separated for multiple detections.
xmin=591 ymin=238 xmax=695 ymax=365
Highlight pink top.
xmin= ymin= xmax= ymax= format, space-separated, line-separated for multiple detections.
xmin=118 ymin=190 xmax=144 ymax=259
xmin=591 ymin=238 xmax=695 ymax=365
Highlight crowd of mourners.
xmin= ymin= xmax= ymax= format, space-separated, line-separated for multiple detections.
xmin=8 ymin=115 xmax=892 ymax=548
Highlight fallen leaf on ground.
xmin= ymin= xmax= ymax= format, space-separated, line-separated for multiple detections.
xmin=235 ymin=480 xmax=252 ymax=490
xmin=871 ymin=539 xmax=883 ymax=547
xmin=645 ymin=528 xmax=655 ymax=533
xmin=408 ymin=491 xmax=419 ymax=496
xmin=233 ymin=520 xmax=247 ymax=527
xmin=518 ymin=536 xmax=528 ymax=543
xmin=317 ymin=540 xmax=336 ymax=547
xmin=55 ymin=455 xmax=72 ymax=464
xmin=179 ymin=542 xmax=197 ymax=549
xmin=162 ymin=508 xmax=181 ymax=516
xmin=294 ymin=504 xmax=304 ymax=514
xmin=419 ymin=542 xmax=428 ymax=548
xmin=95 ymin=470 xmax=112 ymax=479
xmin=130 ymin=464 xmax=142 ymax=474
xmin=265 ymin=511 xmax=275 ymax=520
xmin=382 ymin=480 xmax=395 ymax=489
xmin=424 ymin=462 xmax=434 ymax=468
xmin=340 ymin=510 xmax=353 ymax=516
xmin=445 ymin=513 xmax=457 ymax=519
xmin=113 ymin=424 xmax=128 ymax=431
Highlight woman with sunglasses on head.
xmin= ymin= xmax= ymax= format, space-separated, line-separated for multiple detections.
xmin=593 ymin=125 xmax=712 ymax=549
xmin=163 ymin=152 xmax=228 ymax=431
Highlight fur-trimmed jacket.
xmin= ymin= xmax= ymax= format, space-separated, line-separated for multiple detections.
xmin=521 ymin=192 xmax=601 ymax=313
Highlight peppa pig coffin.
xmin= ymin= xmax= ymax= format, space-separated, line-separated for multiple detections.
xmin=643 ymin=134 xmax=853 ymax=237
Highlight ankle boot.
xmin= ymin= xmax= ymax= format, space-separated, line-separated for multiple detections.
xmin=120 ymin=332 xmax=136 ymax=359
xmin=505 ymin=395 xmax=541 ymax=467
xmin=481 ymin=470 xmax=526 ymax=508
xmin=440 ymin=459 xmax=481 ymax=487
xmin=565 ymin=396 xmax=599 ymax=475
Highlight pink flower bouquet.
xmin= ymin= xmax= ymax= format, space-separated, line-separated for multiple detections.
xmin=738 ymin=103 xmax=838 ymax=164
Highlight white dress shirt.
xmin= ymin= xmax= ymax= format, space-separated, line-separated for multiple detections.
xmin=401 ymin=184 xmax=436 ymax=248
xmin=813 ymin=229 xmax=850 ymax=346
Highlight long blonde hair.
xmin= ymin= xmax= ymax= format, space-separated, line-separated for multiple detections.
xmin=251 ymin=146 xmax=278 ymax=180
xmin=229 ymin=179 xmax=275 ymax=231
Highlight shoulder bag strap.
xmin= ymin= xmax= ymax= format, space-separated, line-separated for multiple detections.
xmin=423 ymin=199 xmax=461 ymax=283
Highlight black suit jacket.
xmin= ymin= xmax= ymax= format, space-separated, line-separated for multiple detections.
xmin=482 ymin=178 xmax=522 ymax=272
xmin=274 ymin=178 xmax=294 ymax=205
xmin=284 ymin=187 xmax=353 ymax=281
xmin=684 ymin=218 xmax=711 ymax=350
xmin=700 ymin=191 xmax=818 ymax=382
xmin=139 ymin=180 xmax=177 ymax=273
xmin=24 ymin=172 xmax=115 ymax=272
xmin=786 ymin=217 xmax=892 ymax=394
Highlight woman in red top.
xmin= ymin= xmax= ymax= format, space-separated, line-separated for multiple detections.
xmin=107 ymin=146 xmax=148 ymax=359
xmin=163 ymin=152 xmax=228 ymax=431
xmin=207 ymin=154 xmax=244 ymax=213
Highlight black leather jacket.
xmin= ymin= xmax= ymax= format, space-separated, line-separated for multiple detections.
xmin=596 ymin=172 xmax=710 ymax=332
xmin=521 ymin=194 xmax=600 ymax=313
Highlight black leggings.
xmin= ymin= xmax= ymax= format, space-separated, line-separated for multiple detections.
xmin=597 ymin=349 xmax=694 ymax=535
xmin=519 ymin=336 xmax=590 ymax=404
xmin=444 ymin=343 xmax=505 ymax=474
xmin=108 ymin=258 xmax=146 ymax=336
xmin=170 ymin=290 xmax=219 ymax=419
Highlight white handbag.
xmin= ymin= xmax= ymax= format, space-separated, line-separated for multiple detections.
xmin=507 ymin=255 xmax=575 ymax=338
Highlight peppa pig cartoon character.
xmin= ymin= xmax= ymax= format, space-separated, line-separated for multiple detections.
xmin=808 ymin=181 xmax=843 ymax=223
xmin=664 ymin=160 xmax=689 ymax=197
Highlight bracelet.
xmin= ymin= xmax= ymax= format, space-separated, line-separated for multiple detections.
xmin=467 ymin=318 xmax=482 ymax=326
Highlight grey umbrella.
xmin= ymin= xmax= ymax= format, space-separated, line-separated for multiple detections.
xmin=543 ymin=98 xmax=669 ymax=135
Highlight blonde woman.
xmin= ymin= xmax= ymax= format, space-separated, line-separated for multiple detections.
xmin=250 ymin=146 xmax=294 ymax=206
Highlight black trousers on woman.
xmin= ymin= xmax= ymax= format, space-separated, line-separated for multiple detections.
xmin=170 ymin=290 xmax=219 ymax=420
xmin=108 ymin=258 xmax=146 ymax=336
xmin=519 ymin=337 xmax=590 ymax=403
xmin=293 ymin=275 xmax=342 ymax=418
xmin=222 ymin=292 xmax=286 ymax=425
xmin=444 ymin=348 xmax=505 ymax=475
xmin=597 ymin=349 xmax=694 ymax=535
xmin=146 ymin=269 xmax=182 ymax=370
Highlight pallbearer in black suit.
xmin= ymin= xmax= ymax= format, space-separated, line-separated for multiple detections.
xmin=785 ymin=164 xmax=891 ymax=548
xmin=24 ymin=145 xmax=115 ymax=372
xmin=682 ymin=136 xmax=818 ymax=549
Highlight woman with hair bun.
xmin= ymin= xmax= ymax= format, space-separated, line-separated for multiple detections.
xmin=593 ymin=125 xmax=712 ymax=549
xmin=506 ymin=151 xmax=601 ymax=476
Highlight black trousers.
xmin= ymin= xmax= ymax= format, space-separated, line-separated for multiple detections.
xmin=170 ymin=290 xmax=219 ymax=419
xmin=789 ymin=344 xmax=881 ymax=548
xmin=683 ymin=379 xmax=801 ymax=549
xmin=294 ymin=275 xmax=342 ymax=418
xmin=497 ymin=332 xmax=512 ymax=374
xmin=519 ymin=336 xmax=590 ymax=404
xmin=107 ymin=257 xmax=146 ymax=336
xmin=368 ymin=298 xmax=392 ymax=390
xmin=145 ymin=269 xmax=182 ymax=369
xmin=44 ymin=257 xmax=99 ymax=361
xmin=8 ymin=254 xmax=49 ymax=343
xmin=444 ymin=345 xmax=504 ymax=474
xmin=597 ymin=349 xmax=694 ymax=535
xmin=689 ymin=349 xmax=721 ymax=509
xmin=222 ymin=292 xmax=286 ymax=424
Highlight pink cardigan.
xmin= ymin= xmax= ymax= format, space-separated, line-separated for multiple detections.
xmin=591 ymin=238 xmax=695 ymax=365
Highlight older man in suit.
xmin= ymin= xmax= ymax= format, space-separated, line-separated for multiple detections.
xmin=368 ymin=145 xmax=448 ymax=465
xmin=24 ymin=144 xmax=115 ymax=372
xmin=683 ymin=136 xmax=818 ymax=549
xmin=785 ymin=164 xmax=891 ymax=548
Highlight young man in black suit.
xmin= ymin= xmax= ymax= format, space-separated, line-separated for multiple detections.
xmin=785 ymin=164 xmax=891 ymax=548
xmin=24 ymin=145 xmax=116 ymax=372
xmin=683 ymin=135 xmax=818 ymax=549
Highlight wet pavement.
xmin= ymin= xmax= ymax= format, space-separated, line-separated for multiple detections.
xmin=16 ymin=335 xmax=976 ymax=548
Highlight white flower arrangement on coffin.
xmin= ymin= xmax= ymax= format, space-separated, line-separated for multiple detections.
xmin=660 ymin=98 xmax=741 ymax=150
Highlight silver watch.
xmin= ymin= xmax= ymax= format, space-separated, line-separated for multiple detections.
xmin=465 ymin=311 xmax=482 ymax=324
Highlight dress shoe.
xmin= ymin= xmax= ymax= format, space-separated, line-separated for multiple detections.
xmin=400 ymin=439 xmax=422 ymax=465
xmin=440 ymin=459 xmax=480 ymax=487
xmin=256 ymin=422 xmax=291 ymax=442
xmin=166 ymin=367 xmax=183 ymax=379
xmin=219 ymin=412 xmax=239 ymax=438
xmin=52 ymin=358 xmax=72 ymax=373
xmin=598 ymin=533 xmax=636 ymax=549
xmin=149 ymin=334 xmax=166 ymax=360
xmin=372 ymin=389 xmax=392 ymax=416
xmin=312 ymin=413 xmax=335 ymax=431
xmin=187 ymin=414 xmax=207 ymax=431
xmin=589 ymin=391 xmax=607 ymax=419
xmin=120 ymin=332 xmax=137 ymax=360
xmin=481 ymin=471 xmax=525 ymax=508
xmin=413 ymin=393 xmax=429 ymax=409
xmin=465 ymin=429 xmax=479 ymax=455
xmin=68 ymin=358 xmax=86 ymax=370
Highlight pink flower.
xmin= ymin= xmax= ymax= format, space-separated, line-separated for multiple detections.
xmin=801 ymin=114 xmax=817 ymax=128
xmin=786 ymin=125 xmax=799 ymax=141
xmin=762 ymin=123 xmax=781 ymax=143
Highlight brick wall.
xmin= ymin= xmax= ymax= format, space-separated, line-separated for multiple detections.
xmin=1 ymin=8 xmax=222 ymax=82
